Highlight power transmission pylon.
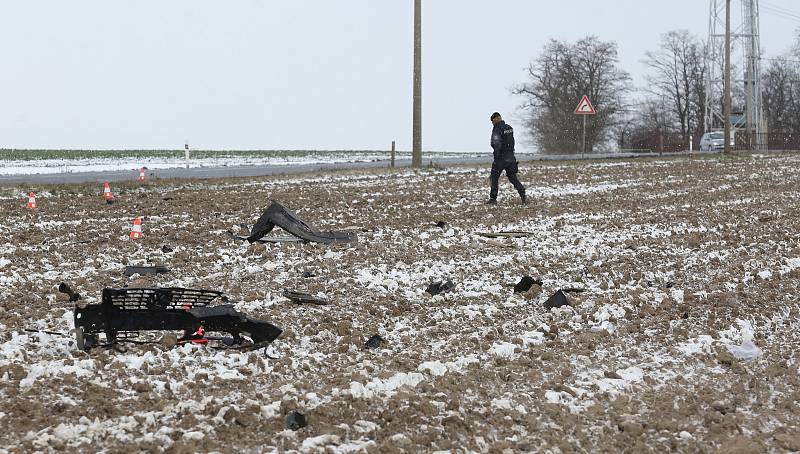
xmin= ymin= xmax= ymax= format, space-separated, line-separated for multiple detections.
xmin=705 ymin=0 xmax=765 ymax=151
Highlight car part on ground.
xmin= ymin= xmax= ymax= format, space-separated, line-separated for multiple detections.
xmin=227 ymin=231 xmax=305 ymax=243
xmin=476 ymin=231 xmax=535 ymax=238
xmin=246 ymin=201 xmax=357 ymax=244
xmin=514 ymin=276 xmax=543 ymax=293
xmin=425 ymin=280 xmax=455 ymax=296
xmin=61 ymin=283 xmax=282 ymax=352
xmin=543 ymin=290 xmax=571 ymax=310
xmin=123 ymin=265 xmax=170 ymax=277
xmin=364 ymin=334 xmax=386 ymax=349
xmin=286 ymin=411 xmax=307 ymax=430
xmin=283 ymin=289 xmax=328 ymax=305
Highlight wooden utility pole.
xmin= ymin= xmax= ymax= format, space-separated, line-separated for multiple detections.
xmin=724 ymin=0 xmax=732 ymax=154
xmin=412 ymin=0 xmax=422 ymax=167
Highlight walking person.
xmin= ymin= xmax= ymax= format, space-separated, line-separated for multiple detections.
xmin=487 ymin=112 xmax=526 ymax=205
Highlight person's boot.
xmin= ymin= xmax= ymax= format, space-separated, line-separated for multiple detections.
xmin=485 ymin=199 xmax=497 ymax=205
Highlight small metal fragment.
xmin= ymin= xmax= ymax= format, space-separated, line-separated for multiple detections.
xmin=286 ymin=411 xmax=307 ymax=431
xmin=364 ymin=334 xmax=385 ymax=349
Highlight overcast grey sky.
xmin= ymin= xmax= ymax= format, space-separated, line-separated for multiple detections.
xmin=0 ymin=1 xmax=797 ymax=152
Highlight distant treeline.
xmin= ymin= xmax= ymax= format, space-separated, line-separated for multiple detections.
xmin=513 ymin=31 xmax=800 ymax=153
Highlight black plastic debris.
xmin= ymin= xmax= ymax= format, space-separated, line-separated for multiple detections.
xmin=364 ymin=334 xmax=385 ymax=349
xmin=434 ymin=221 xmax=447 ymax=229
xmin=283 ymin=289 xmax=328 ymax=305
xmin=286 ymin=411 xmax=307 ymax=431
xmin=301 ymin=271 xmax=316 ymax=278
xmin=161 ymin=244 xmax=174 ymax=253
xmin=61 ymin=283 xmax=282 ymax=351
xmin=58 ymin=282 xmax=81 ymax=303
xmin=543 ymin=290 xmax=571 ymax=310
xmin=514 ymin=276 xmax=543 ymax=293
xmin=246 ymin=201 xmax=357 ymax=244
xmin=426 ymin=280 xmax=455 ymax=296
xmin=476 ymin=231 xmax=535 ymax=239
xmin=124 ymin=265 xmax=170 ymax=277
xmin=228 ymin=231 xmax=304 ymax=244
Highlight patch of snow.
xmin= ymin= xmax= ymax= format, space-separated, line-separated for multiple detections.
xmin=488 ymin=342 xmax=517 ymax=358
xmin=349 ymin=372 xmax=425 ymax=399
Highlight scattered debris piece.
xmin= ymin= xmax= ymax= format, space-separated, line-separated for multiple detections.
xmin=364 ymin=334 xmax=386 ymax=349
xmin=434 ymin=221 xmax=447 ymax=229
xmin=124 ymin=265 xmax=170 ymax=277
xmin=426 ymin=280 xmax=455 ymax=296
xmin=726 ymin=336 xmax=763 ymax=361
xmin=552 ymin=383 xmax=578 ymax=398
xmin=301 ymin=271 xmax=316 ymax=278
xmin=23 ymin=328 xmax=70 ymax=337
xmin=286 ymin=411 xmax=307 ymax=431
xmin=604 ymin=370 xmax=623 ymax=380
xmin=484 ymin=238 xmax=515 ymax=249
xmin=61 ymin=283 xmax=282 ymax=351
xmin=476 ymin=231 xmax=535 ymax=239
xmin=514 ymin=276 xmax=543 ymax=293
xmin=58 ymin=282 xmax=81 ymax=303
xmin=161 ymin=244 xmax=174 ymax=253
xmin=283 ymin=289 xmax=328 ymax=305
xmin=543 ymin=290 xmax=571 ymax=310
xmin=246 ymin=201 xmax=357 ymax=244
xmin=562 ymin=287 xmax=586 ymax=294
xmin=227 ymin=231 xmax=304 ymax=243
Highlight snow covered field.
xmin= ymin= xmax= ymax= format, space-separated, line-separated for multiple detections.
xmin=0 ymin=150 xmax=491 ymax=176
xmin=0 ymin=154 xmax=799 ymax=452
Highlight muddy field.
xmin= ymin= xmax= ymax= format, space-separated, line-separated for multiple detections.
xmin=1 ymin=154 xmax=799 ymax=453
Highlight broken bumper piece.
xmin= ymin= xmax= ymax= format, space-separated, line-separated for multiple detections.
xmin=124 ymin=265 xmax=170 ymax=277
xmin=65 ymin=284 xmax=282 ymax=351
xmin=246 ymin=201 xmax=357 ymax=244
xmin=283 ymin=289 xmax=328 ymax=305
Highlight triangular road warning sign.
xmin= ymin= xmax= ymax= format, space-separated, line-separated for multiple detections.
xmin=575 ymin=95 xmax=596 ymax=115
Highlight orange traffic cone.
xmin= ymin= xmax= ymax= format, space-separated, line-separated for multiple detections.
xmin=102 ymin=182 xmax=114 ymax=203
xmin=129 ymin=217 xmax=143 ymax=239
xmin=26 ymin=192 xmax=37 ymax=209
xmin=138 ymin=167 xmax=146 ymax=182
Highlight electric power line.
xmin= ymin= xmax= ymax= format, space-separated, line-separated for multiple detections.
xmin=759 ymin=1 xmax=800 ymax=22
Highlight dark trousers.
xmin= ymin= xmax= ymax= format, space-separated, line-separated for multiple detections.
xmin=489 ymin=159 xmax=525 ymax=201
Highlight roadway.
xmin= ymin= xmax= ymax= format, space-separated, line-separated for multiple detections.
xmin=0 ymin=150 xmax=721 ymax=185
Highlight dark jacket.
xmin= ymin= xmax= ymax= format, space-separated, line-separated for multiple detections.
xmin=491 ymin=121 xmax=515 ymax=161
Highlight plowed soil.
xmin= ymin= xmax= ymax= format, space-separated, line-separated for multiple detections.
xmin=1 ymin=154 xmax=799 ymax=453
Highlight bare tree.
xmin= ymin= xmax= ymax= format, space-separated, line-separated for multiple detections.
xmin=513 ymin=37 xmax=630 ymax=154
xmin=643 ymin=30 xmax=706 ymax=143
xmin=762 ymin=58 xmax=800 ymax=134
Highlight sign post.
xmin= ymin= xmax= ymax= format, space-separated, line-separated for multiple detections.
xmin=184 ymin=141 xmax=190 ymax=169
xmin=574 ymin=95 xmax=596 ymax=159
